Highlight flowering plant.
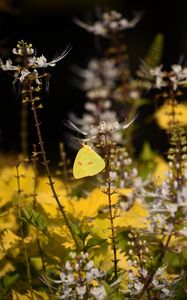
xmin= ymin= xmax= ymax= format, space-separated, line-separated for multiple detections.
xmin=0 ymin=9 xmax=187 ymax=300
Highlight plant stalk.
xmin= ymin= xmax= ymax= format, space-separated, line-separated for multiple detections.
xmin=28 ymin=85 xmax=81 ymax=251
xmin=104 ymin=133 xmax=118 ymax=280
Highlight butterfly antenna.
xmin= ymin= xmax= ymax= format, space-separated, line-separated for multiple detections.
xmin=64 ymin=120 xmax=88 ymax=136
xmin=122 ymin=113 xmax=139 ymax=129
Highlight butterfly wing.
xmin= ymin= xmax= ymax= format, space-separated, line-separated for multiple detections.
xmin=73 ymin=145 xmax=105 ymax=179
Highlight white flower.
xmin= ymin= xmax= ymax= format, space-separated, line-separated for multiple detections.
xmin=93 ymin=22 xmax=107 ymax=36
xmin=150 ymin=65 xmax=166 ymax=89
xmin=171 ymin=64 xmax=182 ymax=74
xmin=35 ymin=55 xmax=47 ymax=67
xmin=91 ymin=285 xmax=106 ymax=300
xmin=179 ymin=227 xmax=187 ymax=237
xmin=26 ymin=47 xmax=34 ymax=55
xmin=177 ymin=184 xmax=187 ymax=205
xmin=12 ymin=47 xmax=23 ymax=55
xmin=141 ymin=268 xmax=148 ymax=278
xmin=128 ymin=270 xmax=135 ymax=280
xmin=28 ymin=56 xmax=37 ymax=67
xmin=161 ymin=287 xmax=170 ymax=296
xmin=35 ymin=51 xmax=69 ymax=68
xmin=0 ymin=59 xmax=19 ymax=71
xmin=67 ymin=273 xmax=75 ymax=284
xmin=134 ymin=281 xmax=144 ymax=291
xmin=19 ymin=69 xmax=30 ymax=82
xmin=65 ymin=261 xmax=73 ymax=271
xmin=109 ymin=171 xmax=117 ymax=181
xmin=166 ymin=203 xmax=178 ymax=217
xmin=85 ymin=102 xmax=97 ymax=112
xmin=34 ymin=46 xmax=70 ymax=68
xmin=119 ymin=13 xmax=142 ymax=29
xmin=86 ymin=267 xmax=102 ymax=282
xmin=152 ymin=278 xmax=159 ymax=287
xmin=58 ymin=287 xmax=72 ymax=299
xmin=127 ymin=259 xmax=133 ymax=266
xmin=85 ymin=260 xmax=94 ymax=271
xmin=76 ymin=285 xmax=87 ymax=298
xmin=74 ymin=11 xmax=142 ymax=37
xmin=69 ymin=252 xmax=76 ymax=259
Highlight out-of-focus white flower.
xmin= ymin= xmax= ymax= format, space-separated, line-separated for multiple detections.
xmin=179 ymin=227 xmax=187 ymax=237
xmin=150 ymin=65 xmax=166 ymax=89
xmin=109 ymin=171 xmax=117 ymax=181
xmin=65 ymin=261 xmax=73 ymax=271
xmin=161 ymin=287 xmax=170 ymax=296
xmin=166 ymin=203 xmax=178 ymax=217
xmin=177 ymin=184 xmax=187 ymax=205
xmin=86 ymin=267 xmax=102 ymax=282
xmin=76 ymin=285 xmax=87 ymax=298
xmin=74 ymin=11 xmax=142 ymax=37
xmin=85 ymin=260 xmax=94 ymax=271
xmin=75 ymin=58 xmax=119 ymax=91
xmin=134 ymin=281 xmax=144 ymax=291
xmin=90 ymin=285 xmax=107 ymax=300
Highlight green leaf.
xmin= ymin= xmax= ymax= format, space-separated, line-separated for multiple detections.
xmin=22 ymin=207 xmax=47 ymax=232
xmin=86 ymin=237 xmax=106 ymax=249
xmin=70 ymin=221 xmax=82 ymax=237
xmin=3 ymin=274 xmax=19 ymax=289
xmin=165 ymin=250 xmax=181 ymax=272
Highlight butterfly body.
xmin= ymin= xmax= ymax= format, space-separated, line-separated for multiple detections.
xmin=73 ymin=145 xmax=105 ymax=179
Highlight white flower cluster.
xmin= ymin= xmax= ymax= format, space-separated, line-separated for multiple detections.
xmin=0 ymin=41 xmax=69 ymax=83
xmin=105 ymin=147 xmax=140 ymax=202
xmin=149 ymin=64 xmax=187 ymax=90
xmin=49 ymin=252 xmax=106 ymax=300
xmin=125 ymin=234 xmax=173 ymax=299
xmin=75 ymin=57 xmax=140 ymax=103
xmin=77 ymin=58 xmax=120 ymax=93
xmin=146 ymin=161 xmax=187 ymax=235
xmin=127 ymin=258 xmax=173 ymax=298
xmin=75 ymin=10 xmax=142 ymax=37
xmin=77 ymin=109 xmax=136 ymax=144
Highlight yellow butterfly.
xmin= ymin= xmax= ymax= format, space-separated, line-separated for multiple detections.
xmin=73 ymin=145 xmax=105 ymax=179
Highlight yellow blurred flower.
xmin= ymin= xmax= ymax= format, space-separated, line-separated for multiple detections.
xmin=153 ymin=156 xmax=168 ymax=184
xmin=1 ymin=229 xmax=21 ymax=251
xmin=0 ymin=165 xmax=35 ymax=208
xmin=117 ymin=200 xmax=149 ymax=228
xmin=36 ymin=176 xmax=68 ymax=218
xmin=155 ymin=102 xmax=187 ymax=129
xmin=12 ymin=290 xmax=49 ymax=300
xmin=63 ymin=188 xmax=132 ymax=220
xmin=93 ymin=246 xmax=129 ymax=272
xmin=0 ymin=208 xmax=18 ymax=231
xmin=92 ymin=200 xmax=149 ymax=240
xmin=0 ymin=261 xmax=15 ymax=278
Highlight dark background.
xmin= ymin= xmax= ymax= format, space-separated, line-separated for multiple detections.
xmin=0 ymin=0 xmax=187 ymax=162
